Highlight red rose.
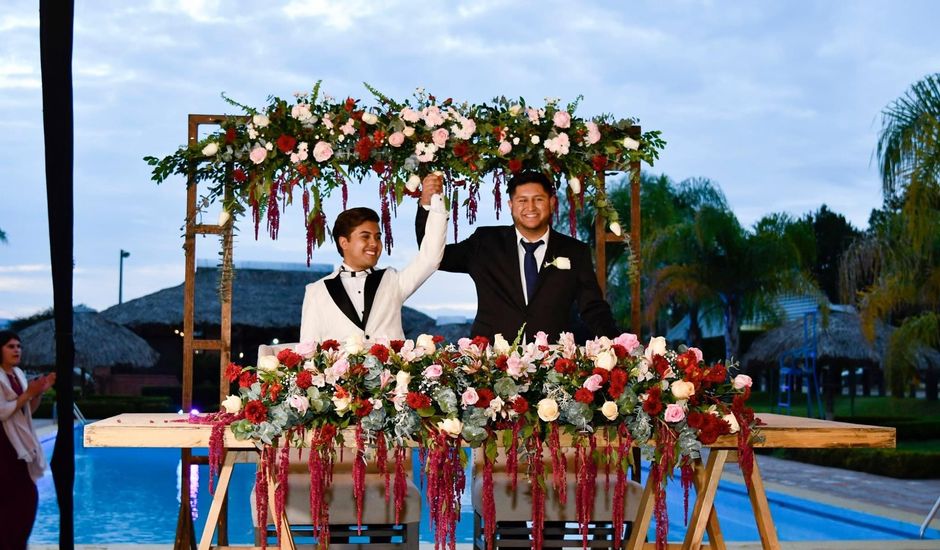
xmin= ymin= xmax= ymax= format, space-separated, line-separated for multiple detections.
xmin=406 ymin=392 xmax=432 ymax=410
xmin=320 ymin=339 xmax=340 ymax=352
xmin=296 ymin=370 xmax=313 ymax=389
xmin=611 ymin=344 xmax=628 ymax=359
xmin=244 ymin=400 xmax=267 ymax=424
xmin=233 ymin=168 xmax=247 ymax=183
xmin=238 ymin=371 xmax=257 ymax=389
xmin=277 ymin=349 xmax=303 ymax=370
xmin=512 ymin=396 xmax=529 ymax=414
xmin=354 ymin=398 xmax=374 ymax=418
xmin=225 ymin=362 xmax=242 ymax=383
xmin=389 ymin=340 xmax=405 ymax=353
xmin=225 ymin=127 xmax=236 ymax=144
xmin=508 ymin=159 xmax=523 ymax=173
xmin=591 ymin=368 xmax=610 ymax=384
xmin=592 ymin=154 xmax=608 ymax=172
xmin=471 ymin=336 xmax=489 ymax=350
xmin=575 ymin=388 xmax=595 ymax=404
xmin=475 ymin=388 xmax=494 ymax=409
xmin=369 ymin=344 xmax=390 ymax=363
xmin=276 ymin=134 xmax=297 ymax=154
xmin=433 ymin=335 xmax=445 ymax=344
xmin=453 ymin=141 xmax=470 ymax=158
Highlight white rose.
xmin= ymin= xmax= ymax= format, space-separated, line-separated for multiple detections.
xmin=403 ymin=126 xmax=415 ymax=137
xmin=217 ymin=210 xmax=231 ymax=227
xmin=600 ymin=401 xmax=619 ymax=421
xmin=733 ymin=374 xmax=753 ymax=390
xmin=723 ymin=413 xmax=740 ymax=434
xmin=221 ymin=395 xmax=242 ymax=414
xmin=493 ymin=333 xmax=511 ymax=355
xmin=645 ymin=336 xmax=667 ymax=359
xmin=395 ymin=370 xmax=411 ymax=393
xmin=252 ymin=114 xmax=270 ymax=128
xmin=405 ymin=174 xmax=421 ymax=193
xmin=622 ymin=137 xmax=640 ymax=150
xmin=437 ymin=418 xmax=463 ymax=437
xmin=202 ymin=142 xmax=219 ymax=157
xmin=415 ymin=333 xmax=436 ymax=351
xmin=568 ymin=177 xmax=581 ymax=194
xmin=344 ymin=334 xmax=365 ymax=355
xmin=609 ymin=221 xmax=622 ymax=237
xmin=537 ymin=398 xmax=560 ymax=422
xmin=361 ymin=112 xmax=378 ymax=125
xmin=257 ymin=355 xmax=281 ymax=372
xmin=332 ymin=394 xmax=351 ymax=413
xmin=593 ymin=349 xmax=617 ymax=371
xmin=671 ymin=380 xmax=696 ymax=400
xmin=508 ymin=104 xmax=522 ymax=116
xmin=530 ymin=135 xmax=540 ymax=144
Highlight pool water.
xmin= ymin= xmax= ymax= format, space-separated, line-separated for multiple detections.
xmin=30 ymin=425 xmax=938 ymax=544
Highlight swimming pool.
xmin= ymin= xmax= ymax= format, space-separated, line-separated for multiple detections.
xmin=30 ymin=425 xmax=938 ymax=544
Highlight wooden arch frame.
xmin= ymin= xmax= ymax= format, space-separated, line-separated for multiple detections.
xmin=173 ymin=114 xmax=643 ymax=549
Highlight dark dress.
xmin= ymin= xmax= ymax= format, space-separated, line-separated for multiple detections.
xmin=0 ymin=373 xmax=38 ymax=550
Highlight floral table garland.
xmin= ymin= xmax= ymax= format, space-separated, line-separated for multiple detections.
xmin=195 ymin=332 xmax=756 ymax=550
xmin=145 ymin=84 xmax=665 ymax=263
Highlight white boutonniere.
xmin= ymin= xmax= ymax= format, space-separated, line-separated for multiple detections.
xmin=544 ymin=256 xmax=571 ymax=270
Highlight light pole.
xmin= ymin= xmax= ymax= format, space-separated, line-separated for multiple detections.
xmin=118 ymin=249 xmax=130 ymax=304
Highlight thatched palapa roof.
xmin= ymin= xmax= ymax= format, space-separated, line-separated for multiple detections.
xmin=101 ymin=265 xmax=440 ymax=338
xmin=19 ymin=311 xmax=159 ymax=370
xmin=743 ymin=310 xmax=884 ymax=366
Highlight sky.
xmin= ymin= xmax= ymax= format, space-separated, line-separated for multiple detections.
xmin=1 ymin=0 xmax=939 ymax=322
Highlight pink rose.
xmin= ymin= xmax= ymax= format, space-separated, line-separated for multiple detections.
xmin=432 ymin=128 xmax=449 ymax=148
xmin=664 ymin=403 xmax=685 ymax=423
xmin=613 ymin=332 xmax=640 ymax=353
xmin=313 ymin=141 xmax=333 ymax=162
xmin=457 ymin=337 xmax=474 ymax=353
xmin=249 ymin=146 xmax=267 ymax=165
xmin=294 ymin=341 xmax=317 ymax=357
xmin=583 ymin=374 xmax=603 ymax=392
xmin=733 ymin=374 xmax=753 ymax=390
xmin=526 ymin=107 xmax=541 ymax=123
xmin=688 ymin=347 xmax=704 ymax=363
xmin=387 ymin=132 xmax=405 ymax=147
xmin=553 ymin=111 xmax=571 ymax=129
xmin=423 ymin=364 xmax=443 ymax=379
xmin=498 ymin=140 xmax=512 ymax=155
xmin=534 ymin=331 xmax=549 ymax=348
xmin=586 ymin=121 xmax=601 ymax=145
xmin=461 ymin=388 xmax=479 ymax=406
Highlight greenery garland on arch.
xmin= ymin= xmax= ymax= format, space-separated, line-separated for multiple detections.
xmin=146 ymin=82 xmax=665 ymax=262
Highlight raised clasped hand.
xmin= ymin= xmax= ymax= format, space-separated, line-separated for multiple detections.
xmin=420 ymin=172 xmax=444 ymax=205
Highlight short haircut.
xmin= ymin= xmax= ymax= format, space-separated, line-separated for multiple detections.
xmin=507 ymin=170 xmax=556 ymax=198
xmin=332 ymin=207 xmax=380 ymax=256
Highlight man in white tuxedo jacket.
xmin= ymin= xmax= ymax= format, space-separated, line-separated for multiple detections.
xmin=299 ymin=179 xmax=447 ymax=343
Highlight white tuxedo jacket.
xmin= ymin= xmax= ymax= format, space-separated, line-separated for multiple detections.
xmin=299 ymin=195 xmax=447 ymax=343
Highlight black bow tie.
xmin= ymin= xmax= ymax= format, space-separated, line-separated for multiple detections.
xmin=340 ymin=267 xmax=374 ymax=278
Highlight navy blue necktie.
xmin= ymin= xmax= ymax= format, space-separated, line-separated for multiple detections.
xmin=521 ymin=239 xmax=544 ymax=303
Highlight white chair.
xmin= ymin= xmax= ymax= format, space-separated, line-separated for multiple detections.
xmin=251 ymin=344 xmax=421 ymax=549
xmin=471 ymin=447 xmax=643 ymax=550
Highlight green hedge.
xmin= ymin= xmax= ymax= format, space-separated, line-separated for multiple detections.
xmin=34 ymin=395 xmax=174 ymax=420
xmin=768 ymin=448 xmax=940 ymax=479
xmin=833 ymin=416 xmax=940 ymax=441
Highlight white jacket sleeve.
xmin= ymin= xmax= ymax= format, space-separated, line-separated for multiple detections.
xmin=397 ymin=194 xmax=447 ymax=300
xmin=299 ymin=283 xmax=319 ymax=343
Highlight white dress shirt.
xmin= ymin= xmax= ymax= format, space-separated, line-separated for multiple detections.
xmin=515 ymin=227 xmax=550 ymax=304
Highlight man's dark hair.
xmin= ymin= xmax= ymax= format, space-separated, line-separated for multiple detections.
xmin=332 ymin=207 xmax=380 ymax=256
xmin=507 ymin=170 xmax=556 ymax=198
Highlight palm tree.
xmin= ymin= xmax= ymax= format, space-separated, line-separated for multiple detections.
xmin=842 ymin=73 xmax=940 ymax=398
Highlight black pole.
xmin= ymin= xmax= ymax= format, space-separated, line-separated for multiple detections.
xmin=39 ymin=1 xmax=75 ymax=549
xmin=119 ymin=249 xmax=130 ymax=304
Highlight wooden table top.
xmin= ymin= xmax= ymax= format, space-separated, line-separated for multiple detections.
xmin=83 ymin=412 xmax=895 ymax=450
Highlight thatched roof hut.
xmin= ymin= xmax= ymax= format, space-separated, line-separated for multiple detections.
xmin=101 ymin=265 xmax=439 ymax=338
xmin=19 ymin=310 xmax=159 ymax=370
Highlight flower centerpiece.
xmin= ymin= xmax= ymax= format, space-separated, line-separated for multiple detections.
xmin=146 ymin=83 xmax=665 ymax=263
xmin=200 ymin=332 xmax=755 ymax=550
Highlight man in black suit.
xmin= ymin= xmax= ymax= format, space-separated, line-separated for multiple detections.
xmin=417 ymin=170 xmax=619 ymax=343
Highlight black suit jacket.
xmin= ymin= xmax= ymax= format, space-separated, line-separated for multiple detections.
xmin=417 ymin=209 xmax=619 ymax=343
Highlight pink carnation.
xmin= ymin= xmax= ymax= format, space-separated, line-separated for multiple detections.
xmin=585 ymin=121 xmax=601 ymax=145
xmin=553 ymin=111 xmax=571 ymax=129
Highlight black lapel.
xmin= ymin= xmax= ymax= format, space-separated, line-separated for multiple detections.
xmin=324 ymin=275 xmax=365 ymax=329
xmin=531 ymin=230 xmax=562 ymax=302
xmin=361 ymin=269 xmax=387 ymax=328
xmin=503 ymin=227 xmax=527 ymax=309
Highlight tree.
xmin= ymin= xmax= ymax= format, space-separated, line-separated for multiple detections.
xmin=842 ymin=74 xmax=940 ymax=398
xmin=803 ymin=205 xmax=860 ymax=303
